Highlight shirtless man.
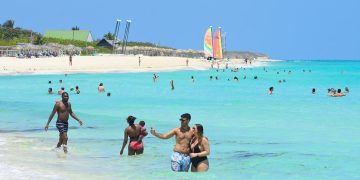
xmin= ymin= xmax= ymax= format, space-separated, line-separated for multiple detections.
xmin=150 ymin=113 xmax=194 ymax=172
xmin=44 ymin=92 xmax=83 ymax=153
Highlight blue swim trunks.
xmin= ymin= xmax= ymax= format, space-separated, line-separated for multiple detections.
xmin=56 ymin=120 xmax=68 ymax=134
xmin=171 ymin=152 xmax=190 ymax=172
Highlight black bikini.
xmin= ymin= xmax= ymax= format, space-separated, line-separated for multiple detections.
xmin=191 ymin=142 xmax=208 ymax=167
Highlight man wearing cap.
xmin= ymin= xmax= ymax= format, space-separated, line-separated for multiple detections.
xmin=150 ymin=113 xmax=194 ymax=172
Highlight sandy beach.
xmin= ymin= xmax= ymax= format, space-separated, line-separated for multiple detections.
xmin=0 ymin=55 xmax=267 ymax=75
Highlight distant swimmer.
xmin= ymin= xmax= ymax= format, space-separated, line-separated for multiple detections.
xmin=329 ymin=89 xmax=346 ymax=97
xmin=225 ymin=63 xmax=228 ymax=69
xmin=209 ymin=76 xmax=213 ymax=80
xmin=278 ymin=80 xmax=282 ymax=83
xmin=312 ymin=88 xmax=316 ymax=94
xmin=120 ymin=116 xmax=145 ymax=156
xmin=44 ymin=92 xmax=83 ymax=153
xmin=170 ymin=80 xmax=175 ymax=90
xmin=59 ymin=80 xmax=63 ymax=84
xmin=58 ymin=87 xmax=65 ymax=95
xmin=288 ymin=71 xmax=292 ymax=74
xmin=75 ymin=86 xmax=80 ymax=94
xmin=243 ymin=75 xmax=246 ymax=79
xmin=283 ymin=79 xmax=286 ymax=82
xmin=98 ymin=83 xmax=105 ymax=92
xmin=254 ymin=76 xmax=258 ymax=80
xmin=344 ymin=87 xmax=349 ymax=93
xmin=153 ymin=73 xmax=159 ymax=82
xmin=48 ymin=88 xmax=54 ymax=94
xmin=107 ymin=92 xmax=111 ymax=96
xmin=191 ymin=76 xmax=195 ymax=83
xmin=234 ymin=76 xmax=239 ymax=81
xmin=48 ymin=80 xmax=52 ymax=84
xmin=215 ymin=76 xmax=218 ymax=80
xmin=268 ymin=87 xmax=274 ymax=95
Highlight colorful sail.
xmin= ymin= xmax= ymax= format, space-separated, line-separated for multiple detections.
xmin=213 ymin=27 xmax=223 ymax=59
xmin=204 ymin=27 xmax=213 ymax=58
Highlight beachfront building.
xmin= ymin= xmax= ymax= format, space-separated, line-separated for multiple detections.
xmin=44 ymin=30 xmax=93 ymax=42
xmin=96 ymin=39 xmax=119 ymax=49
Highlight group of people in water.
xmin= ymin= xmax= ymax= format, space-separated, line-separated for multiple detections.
xmin=47 ymin=78 xmax=111 ymax=96
xmin=45 ymin=91 xmax=209 ymax=172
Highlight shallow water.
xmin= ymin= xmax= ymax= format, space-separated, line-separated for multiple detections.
xmin=0 ymin=60 xmax=359 ymax=179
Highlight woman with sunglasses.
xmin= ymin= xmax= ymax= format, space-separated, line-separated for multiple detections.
xmin=189 ymin=124 xmax=210 ymax=172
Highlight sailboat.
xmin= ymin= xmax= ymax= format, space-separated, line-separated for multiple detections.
xmin=203 ymin=26 xmax=213 ymax=60
xmin=203 ymin=26 xmax=223 ymax=60
xmin=213 ymin=27 xmax=223 ymax=59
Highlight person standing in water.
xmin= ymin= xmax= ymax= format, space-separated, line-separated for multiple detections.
xmin=150 ymin=113 xmax=194 ymax=172
xmin=44 ymin=92 xmax=83 ymax=153
xmin=170 ymin=80 xmax=175 ymax=90
xmin=190 ymin=124 xmax=210 ymax=172
xmin=120 ymin=116 xmax=145 ymax=156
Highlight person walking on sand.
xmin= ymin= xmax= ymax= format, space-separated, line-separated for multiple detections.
xmin=120 ymin=116 xmax=147 ymax=156
xmin=186 ymin=59 xmax=189 ymax=66
xmin=190 ymin=124 xmax=210 ymax=172
xmin=138 ymin=56 xmax=141 ymax=67
xmin=69 ymin=55 xmax=73 ymax=66
xmin=150 ymin=113 xmax=194 ymax=172
xmin=44 ymin=92 xmax=83 ymax=153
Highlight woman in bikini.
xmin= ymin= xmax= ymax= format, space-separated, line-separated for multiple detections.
xmin=189 ymin=124 xmax=210 ymax=172
xmin=120 ymin=116 xmax=144 ymax=156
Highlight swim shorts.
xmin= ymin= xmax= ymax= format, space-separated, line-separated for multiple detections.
xmin=171 ymin=152 xmax=190 ymax=172
xmin=56 ymin=120 xmax=68 ymax=134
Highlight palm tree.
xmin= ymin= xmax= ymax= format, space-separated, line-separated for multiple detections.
xmin=71 ymin=26 xmax=80 ymax=40
xmin=2 ymin=20 xmax=15 ymax=28
xmin=103 ymin=32 xmax=114 ymax=40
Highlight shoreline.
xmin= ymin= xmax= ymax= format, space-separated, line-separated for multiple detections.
xmin=0 ymin=55 xmax=269 ymax=75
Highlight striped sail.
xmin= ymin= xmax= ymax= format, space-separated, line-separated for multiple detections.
xmin=213 ymin=28 xmax=223 ymax=59
xmin=204 ymin=27 xmax=213 ymax=58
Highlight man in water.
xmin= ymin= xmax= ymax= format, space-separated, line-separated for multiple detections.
xmin=150 ymin=113 xmax=194 ymax=172
xmin=44 ymin=92 xmax=83 ymax=153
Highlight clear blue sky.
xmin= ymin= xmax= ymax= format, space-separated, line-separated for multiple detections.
xmin=1 ymin=0 xmax=359 ymax=60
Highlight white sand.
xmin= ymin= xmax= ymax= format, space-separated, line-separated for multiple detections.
xmin=0 ymin=55 xmax=267 ymax=75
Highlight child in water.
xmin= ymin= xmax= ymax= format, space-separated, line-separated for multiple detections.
xmin=129 ymin=120 xmax=148 ymax=150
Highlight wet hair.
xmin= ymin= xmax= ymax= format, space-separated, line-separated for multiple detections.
xmin=48 ymin=81 xmax=51 ymax=84
xmin=99 ymin=83 xmax=103 ymax=86
xmin=127 ymin=115 xmax=136 ymax=126
xmin=312 ymin=88 xmax=316 ymax=93
xmin=107 ymin=92 xmax=111 ymax=96
xmin=62 ymin=92 xmax=69 ymax=97
xmin=269 ymin=87 xmax=274 ymax=91
xmin=327 ymin=88 xmax=331 ymax=93
xmin=181 ymin=113 xmax=191 ymax=121
xmin=48 ymin=88 xmax=52 ymax=91
xmin=76 ymin=86 xmax=79 ymax=89
xmin=61 ymin=87 xmax=65 ymax=90
xmin=59 ymin=80 xmax=62 ymax=83
xmin=139 ymin=120 xmax=145 ymax=126
xmin=337 ymin=89 xmax=341 ymax=93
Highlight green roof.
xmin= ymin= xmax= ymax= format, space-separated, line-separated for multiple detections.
xmin=44 ymin=30 xmax=93 ymax=42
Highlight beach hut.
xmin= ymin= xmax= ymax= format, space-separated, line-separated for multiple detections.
xmin=96 ymin=39 xmax=119 ymax=49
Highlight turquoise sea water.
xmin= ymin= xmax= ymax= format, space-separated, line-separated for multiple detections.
xmin=0 ymin=60 xmax=359 ymax=179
